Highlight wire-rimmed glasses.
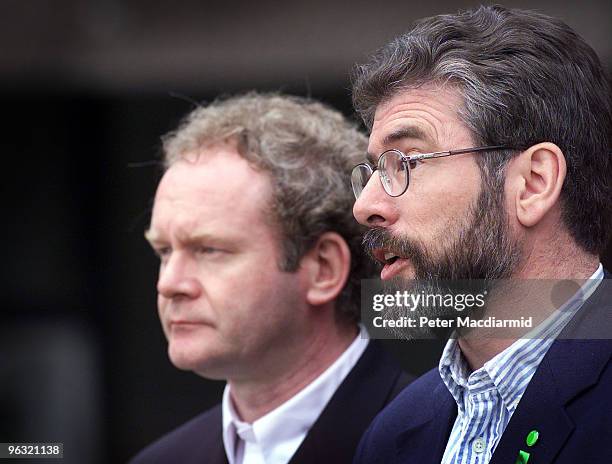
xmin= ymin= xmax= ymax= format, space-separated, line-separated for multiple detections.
xmin=351 ymin=145 xmax=511 ymax=198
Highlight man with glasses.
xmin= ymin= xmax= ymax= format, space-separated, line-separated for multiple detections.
xmin=130 ymin=93 xmax=411 ymax=464
xmin=351 ymin=6 xmax=611 ymax=464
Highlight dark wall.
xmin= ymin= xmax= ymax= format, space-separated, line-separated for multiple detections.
xmin=1 ymin=88 xmax=445 ymax=462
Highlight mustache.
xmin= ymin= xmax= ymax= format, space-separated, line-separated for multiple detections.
xmin=363 ymin=227 xmax=391 ymax=259
xmin=362 ymin=227 xmax=426 ymax=263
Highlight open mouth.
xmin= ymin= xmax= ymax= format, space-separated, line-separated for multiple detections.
xmin=384 ymin=252 xmax=400 ymax=265
xmin=372 ymin=249 xmax=411 ymax=280
xmin=372 ymin=248 xmax=401 ymax=265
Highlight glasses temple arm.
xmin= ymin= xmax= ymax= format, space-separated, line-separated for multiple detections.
xmin=407 ymin=145 xmax=512 ymax=161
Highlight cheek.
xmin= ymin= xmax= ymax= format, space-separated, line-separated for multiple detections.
xmin=401 ymin=165 xmax=481 ymax=236
xmin=227 ymin=273 xmax=300 ymax=327
xmin=157 ymin=296 xmax=170 ymax=334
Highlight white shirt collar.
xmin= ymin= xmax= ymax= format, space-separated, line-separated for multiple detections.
xmin=222 ymin=325 xmax=369 ymax=464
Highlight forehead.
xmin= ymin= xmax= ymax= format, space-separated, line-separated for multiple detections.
xmin=368 ymin=85 xmax=468 ymax=155
xmin=149 ymin=145 xmax=274 ymax=240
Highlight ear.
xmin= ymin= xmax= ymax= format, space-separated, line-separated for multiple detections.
xmin=300 ymin=232 xmax=351 ymax=307
xmin=508 ymin=142 xmax=566 ymax=228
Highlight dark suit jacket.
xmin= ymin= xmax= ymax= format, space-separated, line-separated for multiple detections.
xmin=354 ymin=271 xmax=612 ymax=464
xmin=131 ymin=340 xmax=412 ymax=463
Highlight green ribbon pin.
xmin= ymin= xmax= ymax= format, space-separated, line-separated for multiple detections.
xmin=515 ymin=450 xmax=530 ymax=464
xmin=526 ymin=430 xmax=539 ymax=447
xmin=515 ymin=430 xmax=539 ymax=464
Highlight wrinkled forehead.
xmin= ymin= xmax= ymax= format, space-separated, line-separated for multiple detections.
xmin=368 ymin=85 xmax=468 ymax=155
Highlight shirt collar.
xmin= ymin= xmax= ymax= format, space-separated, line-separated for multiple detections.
xmin=439 ymin=264 xmax=604 ymax=412
xmin=222 ymin=325 xmax=369 ymax=464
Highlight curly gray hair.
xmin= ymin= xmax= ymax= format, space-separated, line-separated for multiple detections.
xmin=163 ymin=92 xmax=373 ymax=324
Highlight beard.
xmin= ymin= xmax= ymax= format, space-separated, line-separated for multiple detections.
xmin=363 ymin=172 xmax=523 ymax=339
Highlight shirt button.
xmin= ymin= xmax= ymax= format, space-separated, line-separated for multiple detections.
xmin=472 ymin=437 xmax=486 ymax=454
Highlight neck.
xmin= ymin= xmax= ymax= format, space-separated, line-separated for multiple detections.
xmin=228 ymin=321 xmax=357 ymax=423
xmin=458 ymin=236 xmax=599 ymax=371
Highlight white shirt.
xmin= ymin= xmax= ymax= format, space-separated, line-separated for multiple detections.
xmin=222 ymin=326 xmax=369 ymax=464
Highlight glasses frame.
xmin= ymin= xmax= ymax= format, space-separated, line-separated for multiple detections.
xmin=352 ymin=145 xmax=512 ymax=198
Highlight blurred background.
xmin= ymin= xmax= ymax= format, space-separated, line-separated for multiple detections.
xmin=2 ymin=0 xmax=611 ymax=462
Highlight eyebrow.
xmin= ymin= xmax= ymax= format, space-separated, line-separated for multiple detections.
xmin=144 ymin=229 xmax=230 ymax=247
xmin=384 ymin=125 xmax=436 ymax=148
xmin=144 ymin=228 xmax=158 ymax=243
xmin=367 ymin=125 xmax=437 ymax=164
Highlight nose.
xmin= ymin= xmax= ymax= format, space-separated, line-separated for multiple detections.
xmin=157 ymin=252 xmax=202 ymax=300
xmin=353 ymin=171 xmax=399 ymax=227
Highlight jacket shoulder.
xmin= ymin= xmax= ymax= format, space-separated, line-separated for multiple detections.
xmin=353 ymin=368 xmax=444 ymax=464
xmin=374 ymin=367 xmax=441 ymax=430
xmin=129 ymin=405 xmax=223 ymax=464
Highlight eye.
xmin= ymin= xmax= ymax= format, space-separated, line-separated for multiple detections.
xmin=153 ymin=246 xmax=172 ymax=260
xmin=195 ymin=246 xmax=221 ymax=256
xmin=408 ymin=159 xmax=423 ymax=169
xmin=402 ymin=149 xmax=425 ymax=170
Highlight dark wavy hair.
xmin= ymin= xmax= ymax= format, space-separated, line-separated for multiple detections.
xmin=353 ymin=5 xmax=612 ymax=255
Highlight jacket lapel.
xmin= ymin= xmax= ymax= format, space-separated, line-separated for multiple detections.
xmin=491 ymin=274 xmax=612 ymax=464
xmin=289 ymin=340 xmax=411 ymax=464
xmin=206 ymin=439 xmax=229 ymax=464
xmin=395 ymin=381 xmax=457 ymax=464
xmin=489 ymin=350 xmax=573 ymax=464
xmin=196 ymin=405 xmax=229 ymax=464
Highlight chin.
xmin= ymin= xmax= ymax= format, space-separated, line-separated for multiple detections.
xmin=402 ymin=266 xmax=416 ymax=279
xmin=167 ymin=343 xmax=231 ymax=379
xmin=395 ymin=262 xmax=416 ymax=281
xmin=168 ymin=340 xmax=207 ymax=369
xmin=168 ymin=349 xmax=201 ymax=372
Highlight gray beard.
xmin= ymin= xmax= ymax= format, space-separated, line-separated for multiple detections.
xmin=364 ymin=176 xmax=522 ymax=340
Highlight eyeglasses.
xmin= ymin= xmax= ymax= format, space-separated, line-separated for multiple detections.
xmin=351 ymin=145 xmax=511 ymax=198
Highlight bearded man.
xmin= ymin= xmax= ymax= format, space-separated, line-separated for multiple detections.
xmin=350 ymin=6 xmax=612 ymax=464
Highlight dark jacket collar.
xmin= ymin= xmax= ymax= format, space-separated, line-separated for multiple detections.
xmin=394 ymin=270 xmax=612 ymax=464
xmin=394 ymin=380 xmax=457 ymax=464
xmin=289 ymin=339 xmax=411 ymax=463
xmin=490 ymin=271 xmax=612 ymax=464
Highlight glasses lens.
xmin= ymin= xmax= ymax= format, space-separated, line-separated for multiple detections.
xmin=379 ymin=150 xmax=408 ymax=196
xmin=351 ymin=164 xmax=373 ymax=199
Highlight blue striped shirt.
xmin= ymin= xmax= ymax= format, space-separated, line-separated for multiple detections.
xmin=439 ymin=265 xmax=604 ymax=464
